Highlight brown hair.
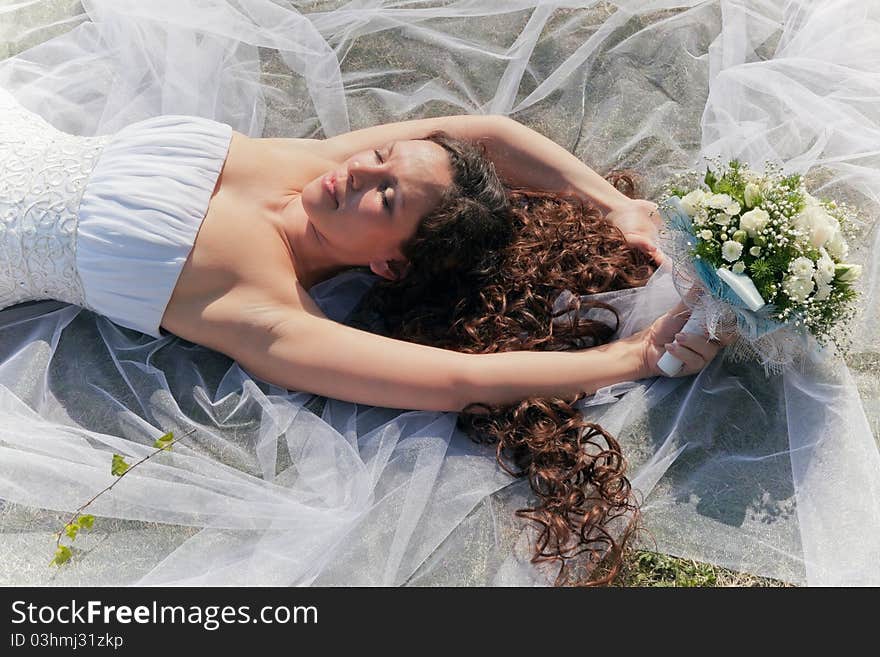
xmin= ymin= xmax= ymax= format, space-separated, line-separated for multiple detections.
xmin=351 ymin=130 xmax=656 ymax=585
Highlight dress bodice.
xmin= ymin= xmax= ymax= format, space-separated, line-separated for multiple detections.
xmin=0 ymin=87 xmax=231 ymax=338
xmin=0 ymin=88 xmax=110 ymax=310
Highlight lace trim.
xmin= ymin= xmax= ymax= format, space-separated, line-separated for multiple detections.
xmin=0 ymin=90 xmax=110 ymax=311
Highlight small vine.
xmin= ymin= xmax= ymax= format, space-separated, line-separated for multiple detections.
xmin=50 ymin=427 xmax=197 ymax=566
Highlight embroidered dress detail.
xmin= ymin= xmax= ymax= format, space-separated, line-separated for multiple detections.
xmin=0 ymin=87 xmax=232 ymax=338
xmin=0 ymin=88 xmax=109 ymax=309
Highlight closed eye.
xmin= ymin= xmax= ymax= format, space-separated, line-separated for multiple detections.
xmin=375 ymin=149 xmax=391 ymax=213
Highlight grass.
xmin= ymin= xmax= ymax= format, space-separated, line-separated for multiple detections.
xmin=607 ymin=549 xmax=793 ymax=587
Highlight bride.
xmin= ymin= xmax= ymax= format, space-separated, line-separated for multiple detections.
xmin=2 ymin=87 xmax=723 ymax=410
xmin=2 ymin=85 xmax=728 ymax=582
xmin=160 ymin=116 xmax=725 ymax=411
xmin=0 ymin=0 xmax=877 ymax=587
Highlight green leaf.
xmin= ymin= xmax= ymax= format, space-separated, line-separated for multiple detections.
xmin=77 ymin=514 xmax=95 ymax=530
xmin=111 ymin=454 xmax=130 ymax=477
xmin=704 ymin=167 xmax=718 ymax=192
xmin=64 ymin=522 xmax=80 ymax=540
xmin=50 ymin=545 xmax=72 ymax=567
xmin=152 ymin=431 xmax=174 ymax=451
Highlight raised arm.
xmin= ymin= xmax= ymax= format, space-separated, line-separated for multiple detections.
xmin=310 ymin=114 xmax=635 ymax=212
xmin=307 ymin=113 xmax=663 ymax=262
xmin=218 ymin=308 xmax=649 ymax=413
xmin=202 ymin=306 xmax=718 ymax=412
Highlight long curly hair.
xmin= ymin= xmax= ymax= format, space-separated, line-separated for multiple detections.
xmin=350 ymin=130 xmax=657 ymax=585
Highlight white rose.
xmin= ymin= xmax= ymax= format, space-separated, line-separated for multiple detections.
xmin=739 ymin=207 xmax=770 ymax=237
xmin=836 ymin=264 xmax=863 ymax=282
xmin=722 ymin=240 xmax=744 ymax=263
xmin=814 ymin=248 xmax=836 ymax=285
xmin=744 ymin=183 xmax=761 ymax=208
xmin=793 ymin=205 xmax=838 ymax=248
xmin=732 ymin=261 xmax=746 ymax=274
xmin=706 ymin=193 xmax=734 ymax=210
xmin=679 ymin=189 xmax=708 ymax=217
xmin=789 ymin=256 xmax=815 ymax=279
xmin=699 ymin=229 xmax=714 ymax=241
xmin=811 ymin=213 xmax=838 ymax=248
xmin=813 ymin=281 xmax=832 ymax=302
xmin=826 ymin=229 xmax=849 ymax=260
xmin=749 ymin=246 xmax=762 ymax=257
xmin=784 ymin=275 xmax=815 ymax=303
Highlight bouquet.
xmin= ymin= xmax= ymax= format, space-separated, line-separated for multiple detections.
xmin=657 ymin=159 xmax=863 ymax=376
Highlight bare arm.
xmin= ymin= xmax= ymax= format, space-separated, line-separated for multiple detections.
xmin=220 ymin=309 xmax=649 ymax=413
xmin=311 ymin=114 xmax=634 ymax=212
xmin=308 ymin=113 xmax=663 ymax=261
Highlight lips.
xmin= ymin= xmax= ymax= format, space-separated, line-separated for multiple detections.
xmin=322 ymin=173 xmax=338 ymax=208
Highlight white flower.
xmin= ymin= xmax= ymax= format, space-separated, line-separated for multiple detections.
xmin=813 ymin=281 xmax=831 ymax=302
xmin=739 ymin=208 xmax=770 ymax=237
xmin=814 ymin=248 xmax=836 ymax=285
xmin=713 ymin=212 xmax=734 ymax=227
xmin=836 ymin=263 xmax=863 ymax=282
xmin=744 ymin=183 xmax=761 ymax=208
xmin=826 ymin=229 xmax=849 ymax=260
xmin=706 ymin=193 xmax=734 ymax=210
xmin=699 ymin=229 xmax=714 ymax=241
xmin=722 ymin=240 xmax=744 ymax=262
xmin=784 ymin=275 xmax=815 ymax=303
xmin=732 ymin=261 xmax=746 ymax=274
xmin=789 ymin=256 xmax=815 ymax=279
xmin=725 ymin=200 xmax=742 ymax=216
xmin=793 ymin=204 xmax=839 ymax=248
xmin=749 ymin=246 xmax=762 ymax=257
xmin=679 ymin=189 xmax=708 ymax=217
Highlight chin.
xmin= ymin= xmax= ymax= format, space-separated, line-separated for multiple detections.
xmin=300 ymin=183 xmax=322 ymax=216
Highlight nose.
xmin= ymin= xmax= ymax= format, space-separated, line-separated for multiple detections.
xmin=347 ymin=159 xmax=384 ymax=191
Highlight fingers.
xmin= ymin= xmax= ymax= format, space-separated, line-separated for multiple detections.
xmin=666 ymin=331 xmax=722 ymax=375
xmin=663 ymin=341 xmax=702 ymax=375
xmin=666 ymin=301 xmax=691 ymax=326
xmin=633 ymin=236 xmax=666 ymax=266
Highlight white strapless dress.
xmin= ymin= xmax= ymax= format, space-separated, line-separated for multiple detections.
xmin=0 ymin=87 xmax=232 ymax=338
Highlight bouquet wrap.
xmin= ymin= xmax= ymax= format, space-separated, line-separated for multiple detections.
xmin=653 ymin=155 xmax=863 ymax=379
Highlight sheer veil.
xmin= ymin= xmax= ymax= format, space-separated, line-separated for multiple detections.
xmin=0 ymin=0 xmax=877 ymax=585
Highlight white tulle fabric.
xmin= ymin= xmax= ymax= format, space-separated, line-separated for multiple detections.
xmin=0 ymin=0 xmax=877 ymax=586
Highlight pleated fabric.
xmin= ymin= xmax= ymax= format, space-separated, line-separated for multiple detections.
xmin=77 ymin=116 xmax=232 ymax=338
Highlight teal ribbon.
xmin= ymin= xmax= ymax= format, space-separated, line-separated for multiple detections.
xmin=660 ymin=196 xmax=792 ymax=340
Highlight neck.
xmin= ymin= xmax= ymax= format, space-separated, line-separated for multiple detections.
xmin=281 ymin=194 xmax=351 ymax=290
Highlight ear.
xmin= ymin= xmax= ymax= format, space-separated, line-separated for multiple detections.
xmin=369 ymin=259 xmax=411 ymax=281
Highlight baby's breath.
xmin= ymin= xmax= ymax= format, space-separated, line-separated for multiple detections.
xmin=662 ymin=159 xmax=862 ymax=357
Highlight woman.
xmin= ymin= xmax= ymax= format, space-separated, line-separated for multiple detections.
xmin=1 ymin=90 xmax=724 ymax=413
xmin=1 ymin=86 xmax=726 ymax=582
xmin=3 ymin=0 xmax=875 ymax=588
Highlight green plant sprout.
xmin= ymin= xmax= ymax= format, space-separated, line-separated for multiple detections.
xmin=50 ymin=427 xmax=197 ymax=566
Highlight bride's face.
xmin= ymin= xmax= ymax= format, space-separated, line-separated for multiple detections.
xmin=302 ymin=139 xmax=453 ymax=270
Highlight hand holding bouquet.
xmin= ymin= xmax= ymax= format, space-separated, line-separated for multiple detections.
xmin=657 ymin=160 xmax=863 ymax=376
